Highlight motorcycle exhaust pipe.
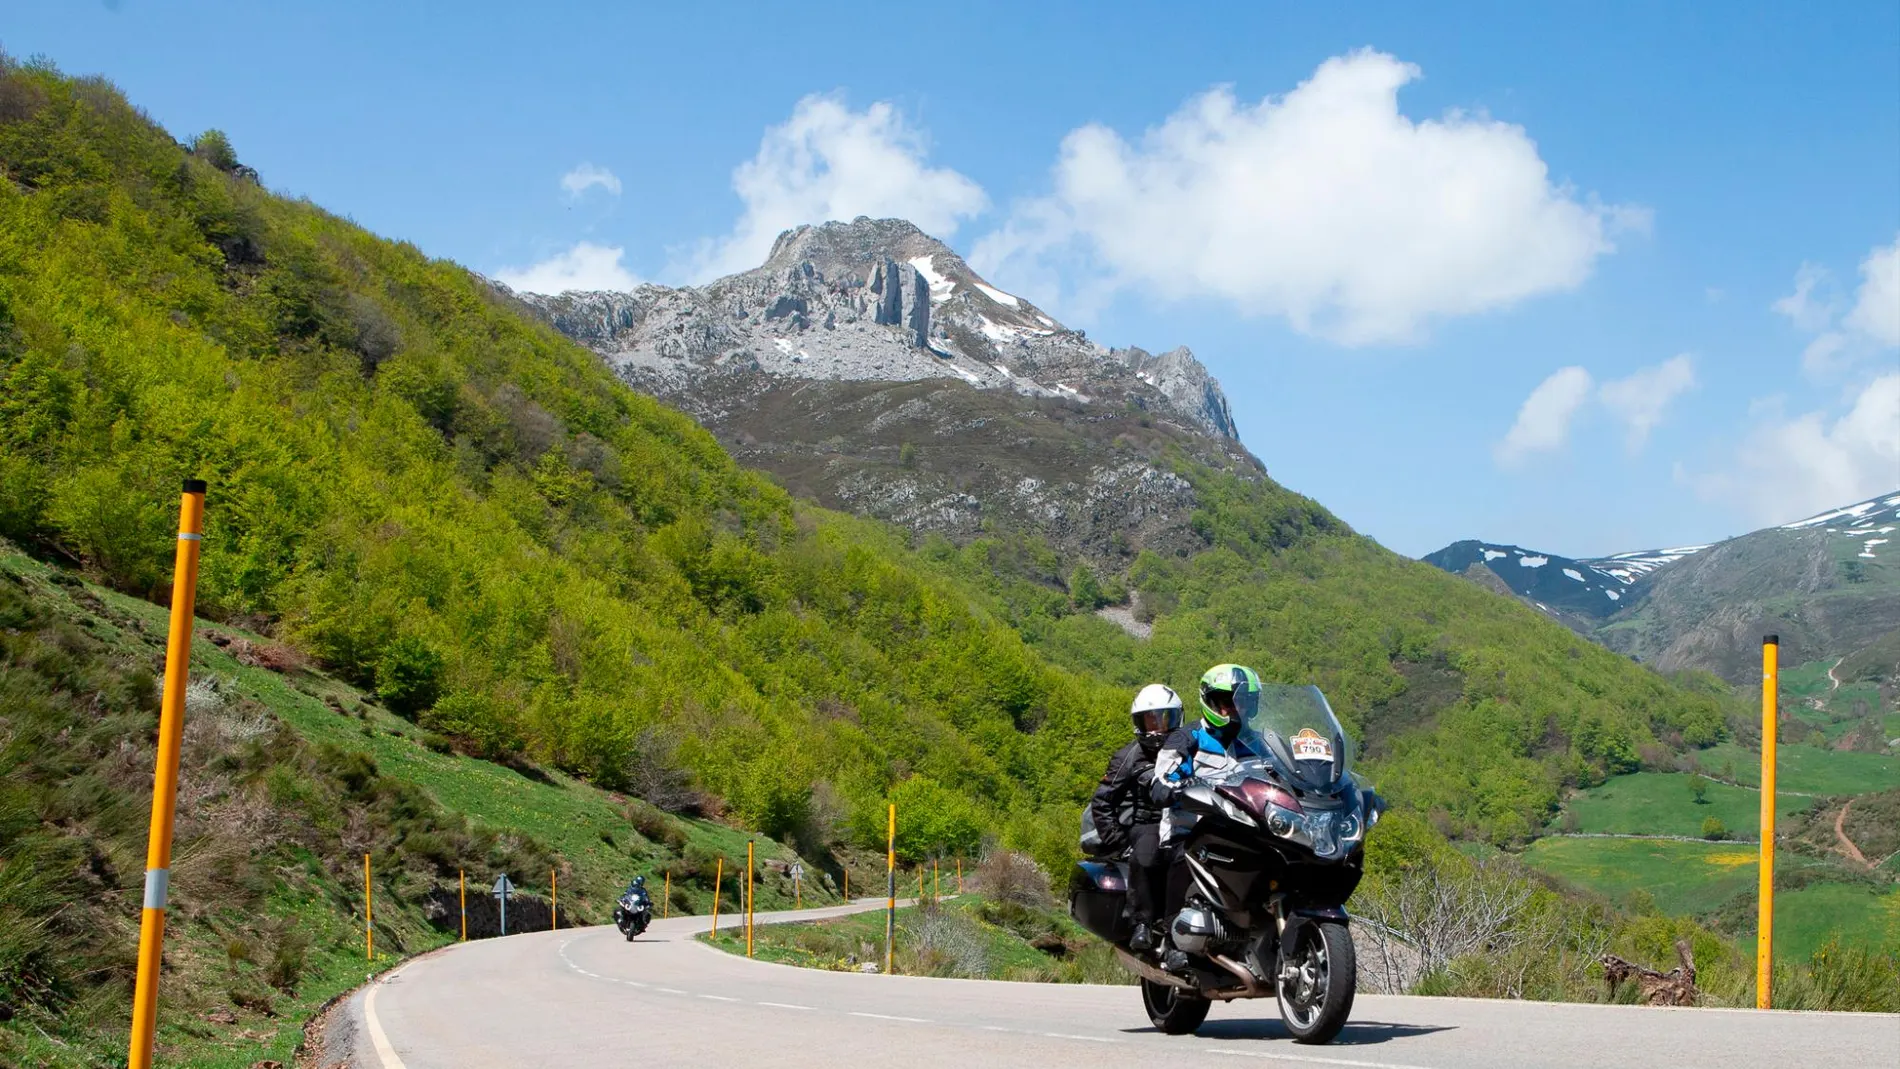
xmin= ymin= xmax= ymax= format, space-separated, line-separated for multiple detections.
xmin=1113 ymin=948 xmax=1261 ymax=1002
xmin=1208 ymin=953 xmax=1270 ymax=997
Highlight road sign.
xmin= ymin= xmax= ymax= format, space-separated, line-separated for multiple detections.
xmin=790 ymin=863 xmax=804 ymax=882
xmin=494 ymin=874 xmax=513 ymax=936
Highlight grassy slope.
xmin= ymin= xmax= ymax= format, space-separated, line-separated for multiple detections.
xmin=1693 ymin=742 xmax=1898 ymax=796
xmin=0 ymin=549 xmax=833 ymax=1066
xmin=1558 ymin=772 xmax=1813 ymax=839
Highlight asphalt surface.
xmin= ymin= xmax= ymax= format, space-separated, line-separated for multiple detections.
xmin=345 ymin=899 xmax=1899 ymax=1069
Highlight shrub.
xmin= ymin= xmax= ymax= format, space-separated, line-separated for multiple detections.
xmin=375 ymin=635 xmax=443 ymax=719
xmin=971 ymin=850 xmax=1050 ymax=908
xmin=1700 ymin=816 xmax=1728 ymax=841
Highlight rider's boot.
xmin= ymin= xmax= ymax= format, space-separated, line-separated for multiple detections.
xmin=1129 ymin=922 xmax=1156 ymax=953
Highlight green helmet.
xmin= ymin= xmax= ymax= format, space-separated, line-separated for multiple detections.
xmin=1197 ymin=664 xmax=1261 ymax=727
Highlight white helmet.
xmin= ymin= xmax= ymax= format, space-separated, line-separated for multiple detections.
xmin=1130 ymin=683 xmax=1184 ymax=736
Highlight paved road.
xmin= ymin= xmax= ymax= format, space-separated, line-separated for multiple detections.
xmin=344 ymin=900 xmax=1898 ymax=1069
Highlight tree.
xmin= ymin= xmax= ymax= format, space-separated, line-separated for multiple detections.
xmin=191 ymin=128 xmax=239 ymax=172
xmin=376 ymin=635 xmax=444 ymax=719
xmin=1068 ymin=564 xmax=1105 ymax=610
xmin=1688 ymin=774 xmax=1710 ymax=805
xmin=1700 ymin=816 xmax=1728 ymax=841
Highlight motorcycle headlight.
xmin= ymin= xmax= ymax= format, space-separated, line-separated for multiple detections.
xmin=1265 ymin=802 xmax=1302 ymax=841
xmin=1337 ymin=809 xmax=1362 ymax=842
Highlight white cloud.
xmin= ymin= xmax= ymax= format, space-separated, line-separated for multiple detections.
xmin=1692 ymin=374 xmax=1900 ymax=524
xmin=494 ymin=241 xmax=639 ymax=295
xmin=971 ymin=50 xmax=1642 ymax=346
xmin=1774 ymin=236 xmax=1900 ymax=374
xmin=1771 ymin=262 xmax=1835 ymax=332
xmin=1495 ymin=366 xmax=1595 ymax=468
xmin=1599 ymin=355 xmax=1696 ymax=453
xmin=560 ymin=163 xmax=622 ymax=198
xmin=681 ymin=94 xmax=988 ymax=282
xmin=1845 ymin=235 xmax=1900 ymax=348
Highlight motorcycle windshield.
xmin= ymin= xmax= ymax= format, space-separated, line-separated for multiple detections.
xmin=1235 ymin=684 xmax=1352 ymax=792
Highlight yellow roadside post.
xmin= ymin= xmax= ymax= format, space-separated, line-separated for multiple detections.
xmin=745 ymin=840 xmax=755 ymax=958
xmin=126 ymin=480 xmax=206 ymax=1069
xmin=551 ymin=868 xmax=558 ymax=931
xmin=957 ymin=857 xmax=963 ymax=894
xmin=934 ymin=858 xmax=939 ymax=900
xmin=459 ymin=869 xmax=467 ymax=941
xmin=843 ymin=868 xmax=849 ymax=902
xmin=663 ymin=871 xmax=670 ymax=919
xmin=885 ymin=803 xmax=896 ymax=976
xmin=365 ymin=854 xmax=373 ymax=961
xmin=712 ymin=857 xmax=723 ymax=935
xmin=917 ymin=868 xmax=924 ymax=904
xmin=1758 ymin=634 xmax=1779 ymax=1009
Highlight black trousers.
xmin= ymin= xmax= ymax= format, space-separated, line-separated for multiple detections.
xmin=1128 ymin=823 xmax=1167 ymax=926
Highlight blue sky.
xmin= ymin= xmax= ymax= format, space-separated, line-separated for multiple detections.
xmin=11 ymin=1 xmax=1899 ymax=557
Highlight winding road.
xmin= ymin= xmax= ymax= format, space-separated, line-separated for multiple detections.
xmin=338 ymin=900 xmax=1897 ymax=1069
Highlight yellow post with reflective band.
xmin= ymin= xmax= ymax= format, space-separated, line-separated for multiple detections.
xmin=459 ymin=869 xmax=467 ymax=941
xmin=663 ymin=871 xmax=670 ymax=919
xmin=885 ymin=803 xmax=896 ymax=976
xmin=711 ymin=857 xmax=723 ymax=935
xmin=127 ymin=479 xmax=206 ymax=1069
xmin=551 ymin=868 xmax=557 ymax=931
xmin=365 ymin=854 xmax=373 ymax=960
xmin=745 ymin=840 xmax=754 ymax=958
xmin=1757 ymin=634 xmax=1778 ymax=1009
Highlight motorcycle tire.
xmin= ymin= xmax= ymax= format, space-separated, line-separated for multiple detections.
xmin=1140 ymin=978 xmax=1210 ymax=1035
xmin=623 ymin=921 xmax=638 ymax=942
xmin=1276 ymin=920 xmax=1355 ymax=1044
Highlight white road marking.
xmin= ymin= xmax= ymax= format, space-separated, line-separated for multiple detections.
xmin=699 ymin=994 xmax=741 ymax=1002
xmin=362 ymin=971 xmax=409 ymax=1069
xmin=1202 ymin=1048 xmax=1436 ymax=1069
xmin=1044 ymin=1032 xmax=1116 ymax=1042
xmin=758 ymin=1001 xmax=812 ymax=1010
xmin=851 ymin=1011 xmax=930 ymax=1023
xmin=656 ymin=987 xmax=688 ymax=994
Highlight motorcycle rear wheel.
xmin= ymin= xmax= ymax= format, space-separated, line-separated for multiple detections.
xmin=1141 ymin=978 xmax=1210 ymax=1035
xmin=1276 ymin=920 xmax=1355 ymax=1044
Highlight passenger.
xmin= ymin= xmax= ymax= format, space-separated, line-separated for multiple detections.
xmin=1087 ymin=684 xmax=1183 ymax=953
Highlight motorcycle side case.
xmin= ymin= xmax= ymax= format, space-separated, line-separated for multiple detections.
xmin=1068 ymin=861 xmax=1134 ymax=944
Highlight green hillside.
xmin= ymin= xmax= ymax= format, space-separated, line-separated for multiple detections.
xmin=0 ymin=548 xmax=840 ymax=1066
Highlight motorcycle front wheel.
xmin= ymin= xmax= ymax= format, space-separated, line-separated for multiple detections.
xmin=1276 ymin=920 xmax=1355 ymax=1044
xmin=1140 ymin=978 xmax=1210 ymax=1035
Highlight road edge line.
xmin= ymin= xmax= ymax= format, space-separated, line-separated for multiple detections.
xmin=363 ymin=969 xmax=409 ymax=1069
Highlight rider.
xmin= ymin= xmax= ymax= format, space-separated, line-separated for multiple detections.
xmin=1149 ymin=664 xmax=1262 ymax=967
xmin=1087 ymin=683 xmax=1183 ymax=953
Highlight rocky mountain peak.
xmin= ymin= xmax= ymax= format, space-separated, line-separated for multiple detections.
xmin=760 ymin=217 xmax=951 ymax=280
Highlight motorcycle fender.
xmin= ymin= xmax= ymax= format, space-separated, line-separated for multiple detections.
xmin=1277 ymin=906 xmax=1349 ymax=968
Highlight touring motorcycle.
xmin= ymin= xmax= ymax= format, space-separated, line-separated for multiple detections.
xmin=1071 ymin=684 xmax=1383 ymax=1043
xmin=613 ymin=878 xmax=653 ymax=941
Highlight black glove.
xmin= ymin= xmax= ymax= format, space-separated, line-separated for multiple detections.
xmin=1149 ymin=775 xmax=1178 ymax=806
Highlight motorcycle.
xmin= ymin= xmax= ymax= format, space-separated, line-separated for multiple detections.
xmin=1070 ymin=684 xmax=1383 ymax=1044
xmin=613 ymin=880 xmax=653 ymax=941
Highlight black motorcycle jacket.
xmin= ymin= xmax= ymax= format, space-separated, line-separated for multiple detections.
xmin=1088 ymin=735 xmax=1165 ymax=852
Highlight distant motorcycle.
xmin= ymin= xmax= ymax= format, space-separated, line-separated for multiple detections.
xmin=614 ymin=879 xmax=653 ymax=941
xmin=1071 ymin=684 xmax=1383 ymax=1044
